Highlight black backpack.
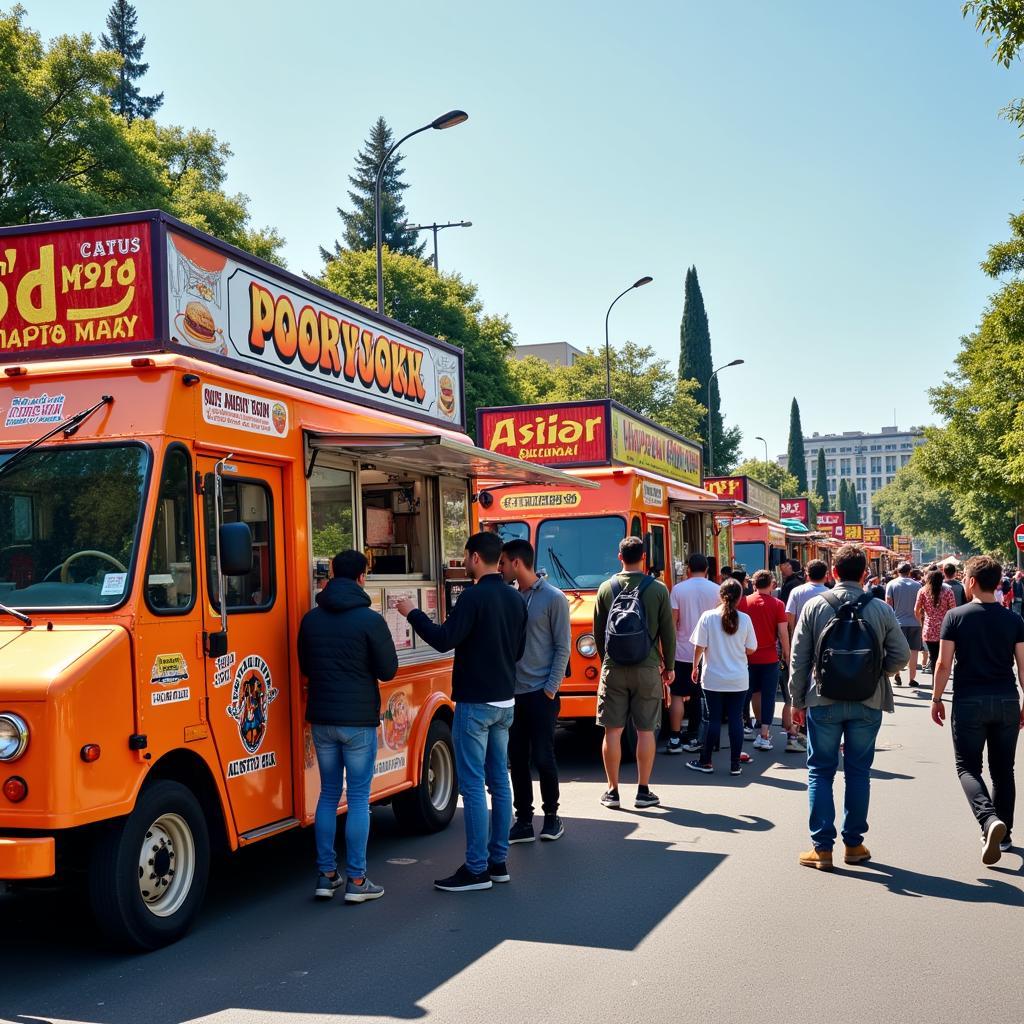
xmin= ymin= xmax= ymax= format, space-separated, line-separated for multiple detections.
xmin=813 ymin=591 xmax=882 ymax=702
xmin=605 ymin=575 xmax=656 ymax=665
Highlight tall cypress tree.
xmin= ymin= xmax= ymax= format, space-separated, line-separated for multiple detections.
xmin=320 ymin=117 xmax=426 ymax=263
xmin=846 ymin=482 xmax=862 ymax=525
xmin=837 ymin=479 xmax=849 ymax=520
xmin=815 ymin=448 xmax=829 ymax=512
xmin=679 ymin=266 xmax=739 ymax=470
xmin=786 ymin=398 xmax=808 ymax=492
xmin=100 ymin=0 xmax=163 ymax=122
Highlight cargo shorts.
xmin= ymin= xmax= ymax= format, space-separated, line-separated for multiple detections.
xmin=596 ymin=662 xmax=663 ymax=732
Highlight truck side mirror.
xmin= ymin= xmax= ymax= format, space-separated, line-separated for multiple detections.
xmin=219 ymin=522 xmax=253 ymax=576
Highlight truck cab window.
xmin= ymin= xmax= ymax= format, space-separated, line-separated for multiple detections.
xmin=484 ymin=521 xmax=530 ymax=543
xmin=145 ymin=446 xmax=195 ymax=612
xmin=204 ymin=477 xmax=275 ymax=610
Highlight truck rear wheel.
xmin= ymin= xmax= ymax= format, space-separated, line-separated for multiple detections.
xmin=88 ymin=779 xmax=210 ymax=950
xmin=393 ymin=718 xmax=457 ymax=833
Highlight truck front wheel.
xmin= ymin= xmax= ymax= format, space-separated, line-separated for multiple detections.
xmin=393 ymin=718 xmax=458 ymax=833
xmin=88 ymin=779 xmax=210 ymax=950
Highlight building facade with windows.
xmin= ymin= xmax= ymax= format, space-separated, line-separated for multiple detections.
xmin=776 ymin=425 xmax=926 ymax=527
xmin=512 ymin=341 xmax=585 ymax=366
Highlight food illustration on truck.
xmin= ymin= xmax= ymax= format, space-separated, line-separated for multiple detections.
xmin=383 ymin=690 xmax=412 ymax=751
xmin=225 ymin=655 xmax=278 ymax=755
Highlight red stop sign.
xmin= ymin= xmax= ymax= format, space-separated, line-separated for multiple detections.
xmin=1015 ymin=524 xmax=1024 ymax=552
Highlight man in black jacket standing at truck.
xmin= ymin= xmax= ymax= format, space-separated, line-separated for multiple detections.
xmin=299 ymin=550 xmax=398 ymax=904
xmin=396 ymin=531 xmax=528 ymax=892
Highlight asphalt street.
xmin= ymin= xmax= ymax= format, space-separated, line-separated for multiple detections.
xmin=2 ymin=685 xmax=1022 ymax=1024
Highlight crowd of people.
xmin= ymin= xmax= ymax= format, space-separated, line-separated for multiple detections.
xmin=296 ymin=533 xmax=1024 ymax=902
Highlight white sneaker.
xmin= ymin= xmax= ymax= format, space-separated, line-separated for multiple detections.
xmin=743 ymin=727 xmax=755 ymax=740
xmin=752 ymin=736 xmax=767 ymax=750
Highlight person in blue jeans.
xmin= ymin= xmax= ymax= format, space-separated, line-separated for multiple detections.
xmin=396 ymin=531 xmax=527 ymax=892
xmin=298 ymin=550 xmax=398 ymax=902
xmin=790 ymin=543 xmax=910 ymax=870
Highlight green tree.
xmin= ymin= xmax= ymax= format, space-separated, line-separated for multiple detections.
xmin=508 ymin=341 xmax=707 ymax=442
xmin=321 ymin=248 xmax=517 ymax=437
xmin=841 ymin=479 xmax=862 ymax=525
xmin=872 ymin=462 xmax=973 ymax=554
xmin=786 ymin=398 xmax=808 ymax=491
xmin=320 ymin=117 xmax=426 ymax=263
xmin=731 ymin=459 xmax=799 ymax=496
xmin=99 ymin=0 xmax=162 ymax=122
xmin=814 ymin=448 xmax=829 ymax=511
xmin=678 ymin=266 xmax=741 ymax=471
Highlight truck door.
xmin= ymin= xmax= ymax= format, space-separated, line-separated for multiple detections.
xmin=198 ymin=458 xmax=294 ymax=835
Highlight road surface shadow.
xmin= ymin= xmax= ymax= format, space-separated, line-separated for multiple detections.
xmin=837 ymin=860 xmax=1024 ymax=906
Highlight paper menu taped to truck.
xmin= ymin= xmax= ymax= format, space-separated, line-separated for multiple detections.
xmin=385 ymin=589 xmax=416 ymax=651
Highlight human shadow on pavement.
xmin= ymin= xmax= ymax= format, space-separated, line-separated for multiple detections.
xmin=629 ymin=805 xmax=774 ymax=834
xmin=1 ymin=811 xmax=725 ymax=1023
xmin=837 ymin=860 xmax=1024 ymax=906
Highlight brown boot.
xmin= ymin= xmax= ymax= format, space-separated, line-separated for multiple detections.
xmin=798 ymin=848 xmax=834 ymax=870
xmin=844 ymin=844 xmax=871 ymax=864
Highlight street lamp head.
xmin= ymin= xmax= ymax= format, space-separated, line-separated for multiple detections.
xmin=755 ymin=436 xmax=766 ymax=443
xmin=727 ymin=358 xmax=744 ymax=367
xmin=633 ymin=276 xmax=653 ymax=288
xmin=432 ymin=110 xmax=469 ymax=130
xmin=461 ymin=221 xmax=473 ymax=227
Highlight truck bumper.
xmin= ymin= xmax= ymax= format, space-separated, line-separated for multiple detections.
xmin=558 ymin=694 xmax=598 ymax=719
xmin=0 ymin=836 xmax=56 ymax=879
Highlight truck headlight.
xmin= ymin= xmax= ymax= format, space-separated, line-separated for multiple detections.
xmin=0 ymin=714 xmax=28 ymax=762
xmin=576 ymin=633 xmax=598 ymax=658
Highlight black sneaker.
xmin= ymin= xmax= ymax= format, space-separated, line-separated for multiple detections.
xmin=434 ymin=864 xmax=493 ymax=892
xmin=314 ymin=872 xmax=344 ymax=899
xmin=540 ymin=814 xmax=564 ymax=841
xmin=634 ymin=789 xmax=660 ymax=808
xmin=730 ymin=763 xmax=742 ymax=776
xmin=600 ymin=789 xmax=620 ymax=808
xmin=894 ymin=674 xmax=903 ymax=686
xmin=488 ymin=861 xmax=511 ymax=883
xmin=664 ymin=736 xmax=684 ymax=755
xmin=1000 ymin=836 xmax=1013 ymax=853
xmin=508 ymin=819 xmax=535 ymax=844
xmin=686 ymin=759 xmax=714 ymax=774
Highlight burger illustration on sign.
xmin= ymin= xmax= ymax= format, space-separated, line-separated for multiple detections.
xmin=437 ymin=375 xmax=456 ymax=419
xmin=271 ymin=402 xmax=287 ymax=435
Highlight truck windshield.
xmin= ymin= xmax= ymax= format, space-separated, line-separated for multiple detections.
xmin=536 ymin=515 xmax=626 ymax=591
xmin=0 ymin=444 xmax=149 ymax=608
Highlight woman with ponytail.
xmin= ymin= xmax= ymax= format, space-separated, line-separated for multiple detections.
xmin=687 ymin=578 xmax=758 ymax=775
xmin=915 ymin=568 xmax=955 ymax=678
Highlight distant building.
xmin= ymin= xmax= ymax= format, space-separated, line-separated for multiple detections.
xmin=513 ymin=342 xmax=585 ymax=367
xmin=777 ymin=425 xmax=926 ymax=527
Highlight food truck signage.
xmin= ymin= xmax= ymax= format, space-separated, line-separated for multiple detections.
xmin=816 ymin=511 xmax=845 ymax=538
xmin=704 ymin=476 xmax=782 ymax=520
xmin=0 ymin=212 xmax=464 ymax=430
xmin=609 ymin=406 xmax=702 ymax=487
xmin=862 ymin=527 xmax=882 ymax=544
xmin=845 ymin=524 xmax=864 ymax=541
xmin=781 ymin=497 xmax=809 ymax=524
xmin=895 ymin=535 xmax=913 ymax=555
xmin=497 ymin=490 xmax=582 ymax=511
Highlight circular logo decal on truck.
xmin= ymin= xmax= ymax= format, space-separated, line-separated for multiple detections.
xmin=225 ymin=655 xmax=279 ymax=754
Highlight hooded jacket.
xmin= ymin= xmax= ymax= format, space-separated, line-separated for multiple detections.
xmin=298 ymin=576 xmax=399 ymax=728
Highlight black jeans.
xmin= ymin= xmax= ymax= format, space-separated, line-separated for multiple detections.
xmin=701 ymin=690 xmax=746 ymax=768
xmin=509 ymin=689 xmax=560 ymax=820
xmin=951 ymin=695 xmax=1021 ymax=837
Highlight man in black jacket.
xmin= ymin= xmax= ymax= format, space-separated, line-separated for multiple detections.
xmin=395 ymin=531 xmax=527 ymax=892
xmin=298 ymin=550 xmax=398 ymax=904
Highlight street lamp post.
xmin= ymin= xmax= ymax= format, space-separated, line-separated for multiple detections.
xmin=754 ymin=435 xmax=769 ymax=475
xmin=707 ymin=359 xmax=744 ymax=476
xmin=604 ymin=276 xmax=653 ymax=399
xmin=375 ymin=109 xmax=468 ymax=313
xmin=402 ymin=220 xmax=472 ymax=271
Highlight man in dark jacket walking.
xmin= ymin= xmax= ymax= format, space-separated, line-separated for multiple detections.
xmin=395 ymin=531 xmax=527 ymax=892
xmin=298 ymin=550 xmax=398 ymax=903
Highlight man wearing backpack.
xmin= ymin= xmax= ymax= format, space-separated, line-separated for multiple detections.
xmin=594 ymin=536 xmax=675 ymax=809
xmin=789 ymin=544 xmax=910 ymax=871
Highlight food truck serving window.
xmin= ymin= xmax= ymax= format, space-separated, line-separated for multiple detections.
xmin=536 ymin=515 xmax=626 ymax=591
xmin=145 ymin=444 xmax=196 ymax=614
xmin=0 ymin=443 xmax=149 ymax=609
xmin=204 ymin=477 xmax=275 ymax=611
xmin=734 ymin=540 xmax=766 ymax=573
xmin=362 ymin=467 xmax=432 ymax=579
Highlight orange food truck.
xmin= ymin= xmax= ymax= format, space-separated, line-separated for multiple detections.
xmin=704 ymin=476 xmax=788 ymax=576
xmin=474 ymin=400 xmax=753 ymax=740
xmin=0 ymin=211 xmax=581 ymax=948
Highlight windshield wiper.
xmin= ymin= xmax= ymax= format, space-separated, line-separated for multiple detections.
xmin=0 ymin=601 xmax=31 ymax=627
xmin=0 ymin=395 xmax=113 ymax=480
xmin=547 ymin=547 xmax=581 ymax=590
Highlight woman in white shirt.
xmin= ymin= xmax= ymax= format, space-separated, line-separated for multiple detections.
xmin=686 ymin=579 xmax=758 ymax=776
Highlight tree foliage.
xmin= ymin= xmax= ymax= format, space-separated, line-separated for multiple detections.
xmin=99 ymin=0 xmax=162 ymax=122
xmin=321 ymin=248 xmax=517 ymax=438
xmin=963 ymin=2 xmax=1024 ymax=153
xmin=872 ymin=461 xmax=973 ymax=554
xmin=731 ymin=459 xmax=799 ymax=497
xmin=508 ymin=341 xmax=707 ymax=443
xmin=319 ymin=117 xmax=426 ymax=264
xmin=815 ymin=448 xmax=829 ymax=512
xmin=786 ymin=398 xmax=808 ymax=492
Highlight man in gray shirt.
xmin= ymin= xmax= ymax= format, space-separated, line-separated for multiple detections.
xmin=886 ymin=562 xmax=922 ymax=685
xmin=500 ymin=539 xmax=572 ymax=843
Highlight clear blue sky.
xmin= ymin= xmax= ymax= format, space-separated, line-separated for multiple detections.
xmin=25 ymin=0 xmax=1024 ymax=461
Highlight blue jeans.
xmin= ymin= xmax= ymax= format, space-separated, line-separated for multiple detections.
xmin=312 ymin=724 xmax=377 ymax=879
xmin=748 ymin=662 xmax=780 ymax=731
xmin=453 ymin=702 xmax=515 ymax=875
xmin=806 ymin=702 xmax=882 ymax=850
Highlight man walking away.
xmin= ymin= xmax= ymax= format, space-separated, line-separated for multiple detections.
xmin=779 ymin=559 xmax=805 ymax=605
xmin=1012 ymin=570 xmax=1024 ymax=618
xmin=396 ymin=532 xmax=527 ymax=892
xmin=931 ymin=555 xmax=1024 ymax=865
xmin=742 ymin=570 xmax=790 ymax=751
xmin=299 ymin=550 xmax=398 ymax=903
xmin=944 ymin=563 xmax=967 ymax=607
xmin=886 ymin=562 xmax=922 ymax=686
xmin=790 ymin=544 xmax=910 ymax=870
xmin=500 ymin=539 xmax=571 ymax=844
xmin=667 ymin=552 xmax=721 ymax=754
xmin=594 ymin=536 xmax=675 ymax=809
xmin=783 ymin=559 xmax=830 ymax=752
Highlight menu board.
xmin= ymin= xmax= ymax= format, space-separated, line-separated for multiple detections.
xmin=385 ymin=589 xmax=416 ymax=651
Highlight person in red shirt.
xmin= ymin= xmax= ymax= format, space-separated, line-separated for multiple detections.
xmin=741 ymin=570 xmax=791 ymax=751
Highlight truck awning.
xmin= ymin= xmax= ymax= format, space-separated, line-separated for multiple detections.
xmin=305 ymin=432 xmax=599 ymax=489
